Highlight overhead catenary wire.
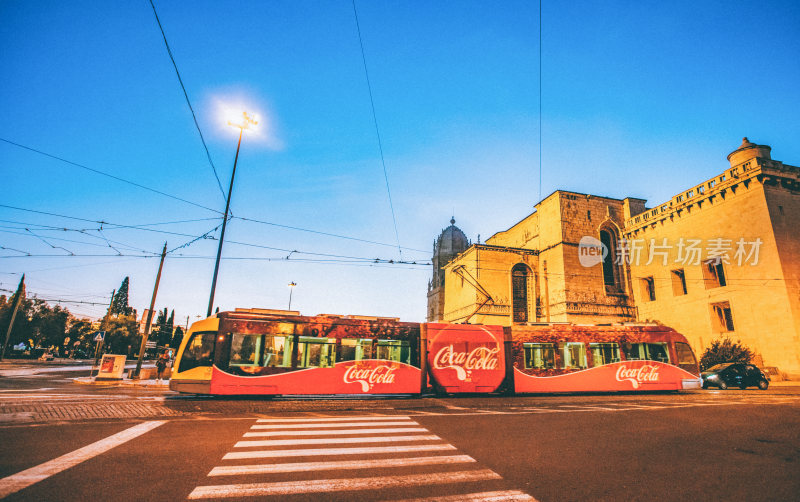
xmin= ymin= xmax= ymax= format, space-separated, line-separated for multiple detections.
xmin=0 ymin=137 xmax=222 ymax=214
xmin=538 ymin=0 xmax=543 ymax=203
xmin=234 ymin=215 xmax=428 ymax=254
xmin=351 ymin=0 xmax=403 ymax=259
xmin=0 ymin=132 xmax=422 ymax=252
xmin=0 ymin=204 xmax=430 ymax=262
xmin=147 ymin=0 xmax=228 ymax=205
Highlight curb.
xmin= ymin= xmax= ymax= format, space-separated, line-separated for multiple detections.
xmin=72 ymin=377 xmax=170 ymax=388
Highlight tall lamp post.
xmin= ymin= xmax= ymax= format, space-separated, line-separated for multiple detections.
xmin=207 ymin=111 xmax=258 ymax=317
xmin=288 ymin=282 xmax=296 ymax=310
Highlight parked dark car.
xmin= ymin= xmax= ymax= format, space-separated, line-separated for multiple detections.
xmin=701 ymin=362 xmax=770 ymax=390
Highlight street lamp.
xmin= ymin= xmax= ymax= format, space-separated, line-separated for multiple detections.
xmin=207 ymin=111 xmax=258 ymax=318
xmin=288 ymin=282 xmax=297 ymax=310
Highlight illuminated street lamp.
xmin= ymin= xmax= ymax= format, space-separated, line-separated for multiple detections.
xmin=207 ymin=111 xmax=258 ymax=317
xmin=288 ymin=281 xmax=297 ymax=310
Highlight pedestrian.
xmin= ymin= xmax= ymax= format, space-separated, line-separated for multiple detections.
xmin=156 ymin=350 xmax=170 ymax=383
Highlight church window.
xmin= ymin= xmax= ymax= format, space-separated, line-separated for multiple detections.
xmin=641 ymin=276 xmax=656 ymax=301
xmin=512 ymin=263 xmax=530 ymax=323
xmin=671 ymin=269 xmax=687 ymax=296
xmin=711 ymin=302 xmax=735 ymax=332
xmin=599 ymin=229 xmax=624 ymax=295
xmin=702 ymin=260 xmax=727 ymax=288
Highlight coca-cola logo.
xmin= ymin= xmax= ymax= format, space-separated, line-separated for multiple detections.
xmin=343 ymin=364 xmax=397 ymax=392
xmin=433 ymin=345 xmax=499 ymax=381
xmin=615 ymin=364 xmax=660 ymax=389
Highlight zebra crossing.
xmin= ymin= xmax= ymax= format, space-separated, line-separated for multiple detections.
xmin=188 ymin=415 xmax=535 ymax=501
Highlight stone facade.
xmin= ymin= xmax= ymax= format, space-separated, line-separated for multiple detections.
xmin=428 ymin=138 xmax=800 ymax=377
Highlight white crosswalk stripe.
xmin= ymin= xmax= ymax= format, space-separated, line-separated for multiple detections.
xmin=208 ymin=454 xmax=477 ymax=476
xmin=250 ymin=420 xmax=415 ymax=429
xmin=189 ymin=414 xmax=537 ymax=501
xmin=234 ymin=434 xmax=441 ymax=448
xmin=255 ymin=415 xmax=412 ymax=422
xmin=243 ymin=426 xmax=427 ymax=437
xmin=223 ymin=443 xmax=456 ymax=460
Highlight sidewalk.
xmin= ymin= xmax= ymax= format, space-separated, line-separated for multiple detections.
xmin=72 ymin=376 xmax=171 ymax=388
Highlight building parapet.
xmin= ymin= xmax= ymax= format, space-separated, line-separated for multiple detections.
xmin=623 ymin=157 xmax=798 ymax=233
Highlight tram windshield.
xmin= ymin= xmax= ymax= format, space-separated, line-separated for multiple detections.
xmin=178 ymin=331 xmax=216 ymax=372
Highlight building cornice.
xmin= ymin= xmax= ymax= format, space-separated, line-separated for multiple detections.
xmin=623 ymin=158 xmax=799 ymax=235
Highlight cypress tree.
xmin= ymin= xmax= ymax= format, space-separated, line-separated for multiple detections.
xmin=152 ymin=309 xmax=165 ymax=341
xmin=110 ymin=277 xmax=133 ymax=317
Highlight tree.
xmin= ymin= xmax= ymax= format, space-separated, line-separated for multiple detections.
xmin=109 ymin=277 xmax=134 ymax=317
xmin=151 ymin=309 xmax=166 ymax=341
xmin=66 ymin=319 xmax=94 ymax=357
xmin=699 ymin=338 xmax=754 ymax=370
xmin=159 ymin=309 xmax=175 ymax=347
xmin=102 ymin=314 xmax=139 ymax=356
xmin=2 ymin=294 xmax=70 ymax=353
xmin=170 ymin=326 xmax=184 ymax=350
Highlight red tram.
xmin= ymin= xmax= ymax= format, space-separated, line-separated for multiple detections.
xmin=169 ymin=309 xmax=702 ymax=395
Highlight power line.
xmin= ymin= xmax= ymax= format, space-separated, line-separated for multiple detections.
xmin=0 ymin=251 xmax=431 ymax=267
xmin=1 ymin=204 xmax=431 ymax=263
xmin=147 ymin=0 xmax=228 ymax=204
xmin=0 ymin=137 xmax=222 ymax=214
xmin=234 ymin=215 xmax=428 ymax=254
xmin=0 ymin=136 xmax=428 ymax=254
xmin=0 ymin=204 xmax=217 ymax=242
xmin=351 ymin=0 xmax=403 ymax=258
xmin=538 ymin=0 xmax=543 ymax=203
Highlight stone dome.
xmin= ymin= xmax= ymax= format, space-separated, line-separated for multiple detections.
xmin=435 ymin=218 xmax=469 ymax=261
xmin=431 ymin=217 xmax=470 ymax=289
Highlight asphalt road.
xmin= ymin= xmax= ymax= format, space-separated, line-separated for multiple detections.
xmin=1 ymin=361 xmax=798 ymax=501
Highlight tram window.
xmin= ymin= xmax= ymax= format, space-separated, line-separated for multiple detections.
xmin=262 ymin=335 xmax=291 ymax=367
xmin=376 ymin=340 xmax=411 ymax=364
xmin=339 ymin=339 xmax=357 ymax=362
xmin=523 ymin=343 xmax=555 ymax=369
xmin=229 ymin=334 xmax=262 ymax=367
xmin=178 ymin=331 xmax=216 ymax=372
xmin=674 ymin=342 xmax=696 ymax=365
xmin=356 ymin=339 xmax=374 ymax=360
xmin=589 ymin=343 xmax=621 ymax=366
xmin=561 ymin=342 xmax=587 ymax=369
xmin=298 ymin=337 xmax=334 ymax=368
xmin=624 ymin=343 xmax=644 ymax=360
xmin=646 ymin=343 xmax=670 ymax=363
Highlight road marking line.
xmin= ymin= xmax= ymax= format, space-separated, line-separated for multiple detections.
xmin=255 ymin=415 xmax=411 ymax=423
xmin=394 ymin=490 xmax=538 ymax=501
xmin=251 ymin=420 xmax=416 ymax=429
xmin=0 ymin=420 xmax=166 ymax=499
xmin=235 ymin=434 xmax=441 ymax=448
xmin=243 ymin=426 xmax=427 ymax=437
xmin=188 ymin=469 xmax=501 ymax=499
xmin=0 ymin=388 xmax=56 ymax=392
xmin=223 ymin=443 xmax=456 ymax=459
xmin=208 ymin=454 xmax=476 ymax=476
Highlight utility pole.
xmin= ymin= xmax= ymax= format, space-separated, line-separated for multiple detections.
xmin=207 ymin=111 xmax=258 ymax=317
xmin=288 ymin=282 xmax=296 ymax=310
xmin=134 ymin=242 xmax=167 ymax=379
xmin=0 ymin=275 xmax=25 ymax=361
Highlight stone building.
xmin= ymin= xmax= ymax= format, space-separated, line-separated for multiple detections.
xmin=428 ymin=138 xmax=800 ymax=377
xmin=427 ymin=218 xmax=470 ymax=322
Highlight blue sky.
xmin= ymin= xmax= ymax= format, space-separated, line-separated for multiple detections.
xmin=1 ymin=0 xmax=799 ymax=324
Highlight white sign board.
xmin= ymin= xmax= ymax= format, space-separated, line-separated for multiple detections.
xmin=96 ymin=354 xmax=126 ymax=380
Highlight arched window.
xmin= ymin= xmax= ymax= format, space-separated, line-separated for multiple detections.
xmin=599 ymin=228 xmax=624 ymax=294
xmin=512 ymin=263 xmax=530 ymax=323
